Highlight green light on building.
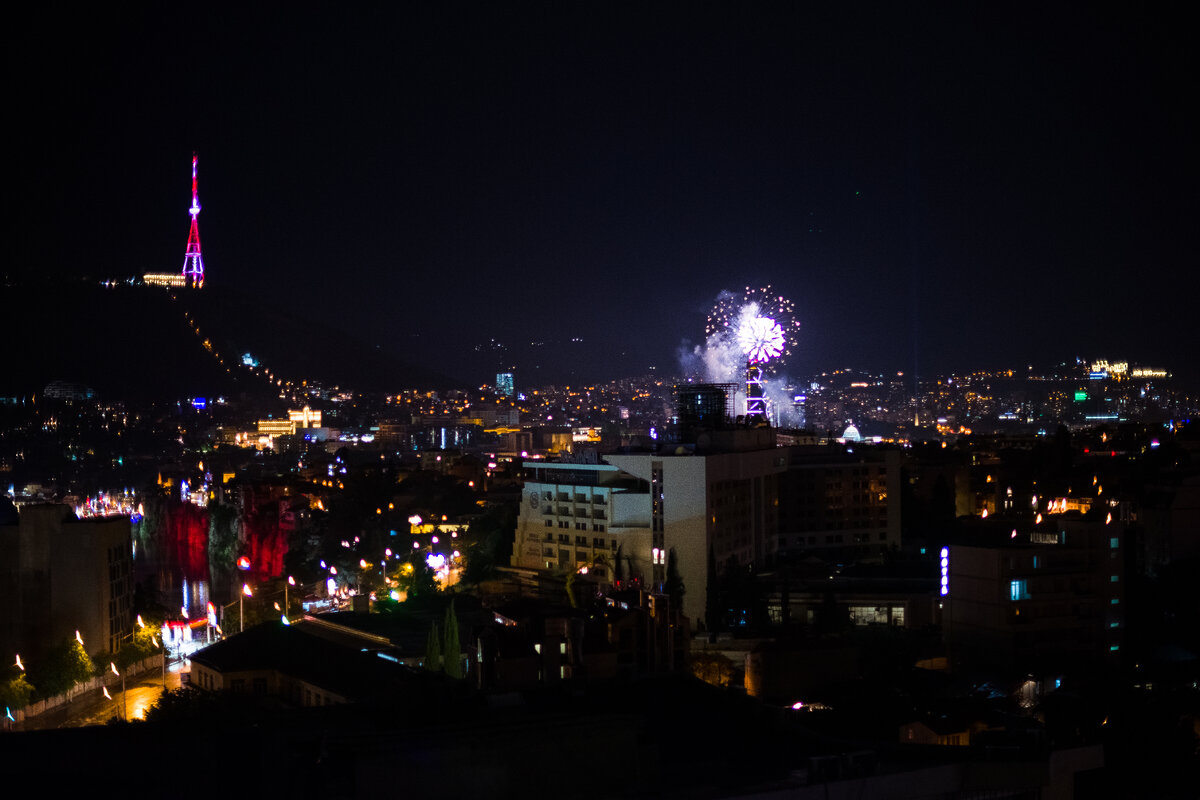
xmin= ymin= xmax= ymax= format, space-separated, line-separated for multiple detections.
xmin=1073 ymin=391 xmax=1088 ymax=402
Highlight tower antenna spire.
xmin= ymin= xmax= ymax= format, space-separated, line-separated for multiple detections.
xmin=181 ymin=152 xmax=205 ymax=288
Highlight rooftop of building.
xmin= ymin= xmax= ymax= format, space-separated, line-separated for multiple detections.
xmin=189 ymin=618 xmax=425 ymax=701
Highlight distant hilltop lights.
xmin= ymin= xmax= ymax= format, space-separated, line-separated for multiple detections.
xmin=1087 ymin=360 xmax=1168 ymax=380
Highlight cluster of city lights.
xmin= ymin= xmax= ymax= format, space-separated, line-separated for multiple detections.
xmin=73 ymin=491 xmax=143 ymax=523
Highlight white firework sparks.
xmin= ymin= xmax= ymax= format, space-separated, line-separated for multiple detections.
xmin=706 ymin=285 xmax=800 ymax=363
xmin=736 ymin=315 xmax=784 ymax=363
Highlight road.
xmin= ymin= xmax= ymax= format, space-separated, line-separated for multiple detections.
xmin=14 ymin=661 xmax=185 ymax=731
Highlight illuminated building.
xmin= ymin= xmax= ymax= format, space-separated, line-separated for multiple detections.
xmin=42 ymin=381 xmax=95 ymax=401
xmin=510 ymin=460 xmax=651 ymax=585
xmin=143 ymin=272 xmax=187 ymax=287
xmin=1089 ymin=360 xmax=1127 ymax=378
xmin=250 ymin=407 xmax=324 ymax=449
xmin=256 ymin=407 xmax=322 ymax=437
xmin=288 ymin=406 xmax=322 ymax=428
xmin=607 ymin=443 xmax=784 ymax=629
xmin=256 ymin=419 xmax=298 ymax=438
xmin=0 ymin=502 xmax=133 ymax=664
xmin=180 ymin=153 xmax=205 ymax=288
xmin=511 ymin=428 xmax=785 ymax=630
xmin=463 ymin=405 xmax=519 ymax=429
xmin=496 ymin=372 xmax=514 ymax=397
xmin=571 ymin=427 xmax=602 ymax=443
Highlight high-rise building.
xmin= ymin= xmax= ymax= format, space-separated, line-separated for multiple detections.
xmin=496 ymin=372 xmax=515 ymax=398
xmin=0 ymin=502 xmax=133 ymax=663
xmin=776 ymin=448 xmax=902 ymax=557
xmin=511 ymin=427 xmax=785 ymax=630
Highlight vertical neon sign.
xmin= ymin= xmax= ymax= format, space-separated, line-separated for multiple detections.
xmin=940 ymin=547 xmax=949 ymax=596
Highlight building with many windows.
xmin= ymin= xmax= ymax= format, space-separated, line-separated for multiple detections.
xmin=511 ymin=428 xmax=787 ymax=630
xmin=776 ymin=448 xmax=902 ymax=558
xmin=510 ymin=459 xmax=651 ymax=584
xmin=0 ymin=501 xmax=132 ymax=662
xmin=944 ymin=518 xmax=1124 ymax=674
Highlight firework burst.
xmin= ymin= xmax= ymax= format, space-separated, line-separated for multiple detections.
xmin=706 ymin=286 xmax=801 ymax=364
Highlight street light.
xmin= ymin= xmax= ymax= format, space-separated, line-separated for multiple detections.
xmin=151 ymin=635 xmax=166 ymax=688
xmin=285 ymin=576 xmax=295 ymax=620
xmin=136 ymin=614 xmax=167 ymax=688
xmin=110 ymin=662 xmax=126 ymax=721
xmin=240 ymin=584 xmax=253 ymax=633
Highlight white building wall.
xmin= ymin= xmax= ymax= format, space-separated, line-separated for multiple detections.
xmin=607 ymin=449 xmax=786 ymax=629
xmin=510 ymin=463 xmax=653 ymax=577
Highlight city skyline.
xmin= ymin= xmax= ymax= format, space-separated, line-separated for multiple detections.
xmin=9 ymin=5 xmax=1194 ymax=387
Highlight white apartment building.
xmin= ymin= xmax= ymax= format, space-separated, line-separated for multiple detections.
xmin=512 ymin=431 xmax=788 ymax=629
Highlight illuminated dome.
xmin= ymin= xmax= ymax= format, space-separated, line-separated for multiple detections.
xmin=842 ymin=423 xmax=862 ymax=442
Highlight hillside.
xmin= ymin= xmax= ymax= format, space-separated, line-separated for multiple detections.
xmin=0 ymin=283 xmax=453 ymax=400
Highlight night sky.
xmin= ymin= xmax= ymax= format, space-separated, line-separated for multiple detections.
xmin=10 ymin=5 xmax=1195 ymax=386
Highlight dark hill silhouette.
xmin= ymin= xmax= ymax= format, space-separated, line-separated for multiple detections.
xmin=0 ymin=283 xmax=453 ymax=400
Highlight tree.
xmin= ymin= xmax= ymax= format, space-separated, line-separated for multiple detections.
xmin=396 ymin=555 xmax=438 ymax=599
xmin=461 ymin=503 xmax=518 ymax=586
xmin=565 ymin=569 xmax=581 ymax=608
xmin=29 ymin=638 xmax=93 ymax=698
xmin=424 ymin=622 xmax=442 ymax=672
xmin=208 ymin=500 xmax=241 ymax=572
xmin=443 ymin=600 xmax=464 ymax=679
xmin=116 ymin=618 xmax=164 ymax=670
xmin=704 ymin=545 xmax=718 ymax=633
xmin=0 ymin=666 xmax=34 ymax=712
xmin=814 ymin=590 xmax=851 ymax=636
xmin=665 ymin=547 xmax=685 ymax=610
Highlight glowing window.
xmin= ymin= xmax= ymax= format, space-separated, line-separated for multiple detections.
xmin=1010 ymin=580 xmax=1030 ymax=601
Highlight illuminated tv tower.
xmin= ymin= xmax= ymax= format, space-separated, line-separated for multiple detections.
xmin=181 ymin=153 xmax=205 ymax=288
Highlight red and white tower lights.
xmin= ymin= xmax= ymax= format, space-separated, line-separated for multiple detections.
xmin=181 ymin=153 xmax=205 ymax=288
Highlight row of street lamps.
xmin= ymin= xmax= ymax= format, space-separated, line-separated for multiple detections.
xmin=9 ymin=614 xmax=166 ymax=724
